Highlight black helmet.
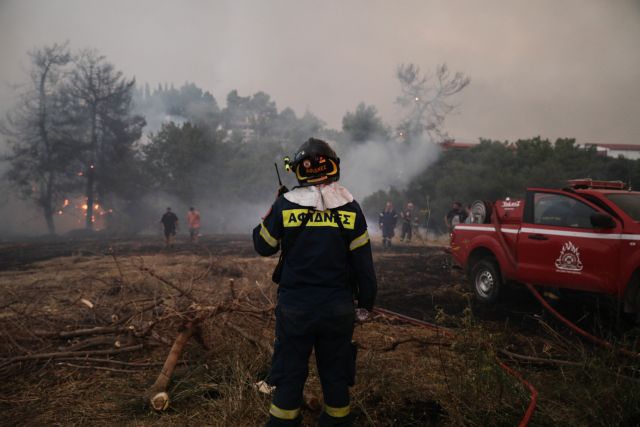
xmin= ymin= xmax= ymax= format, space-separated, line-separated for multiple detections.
xmin=290 ymin=138 xmax=340 ymax=186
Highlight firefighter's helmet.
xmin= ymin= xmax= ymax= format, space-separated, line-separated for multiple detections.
xmin=290 ymin=138 xmax=340 ymax=186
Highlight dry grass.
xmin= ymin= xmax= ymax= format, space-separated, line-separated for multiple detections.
xmin=1 ymin=242 xmax=639 ymax=426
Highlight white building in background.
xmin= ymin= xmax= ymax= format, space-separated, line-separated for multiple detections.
xmin=584 ymin=143 xmax=640 ymax=160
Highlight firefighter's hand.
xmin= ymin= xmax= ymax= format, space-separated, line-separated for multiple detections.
xmin=277 ymin=185 xmax=289 ymax=198
xmin=355 ymin=308 xmax=370 ymax=323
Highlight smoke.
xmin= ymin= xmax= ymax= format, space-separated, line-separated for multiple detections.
xmin=338 ymin=138 xmax=440 ymax=201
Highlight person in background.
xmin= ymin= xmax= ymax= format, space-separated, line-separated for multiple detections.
xmin=400 ymin=202 xmax=415 ymax=243
xmin=464 ymin=204 xmax=474 ymax=224
xmin=160 ymin=207 xmax=179 ymax=247
xmin=444 ymin=201 xmax=467 ymax=232
xmin=186 ymin=206 xmax=201 ymax=243
xmin=378 ymin=201 xmax=398 ymax=249
xmin=253 ymin=138 xmax=377 ymax=426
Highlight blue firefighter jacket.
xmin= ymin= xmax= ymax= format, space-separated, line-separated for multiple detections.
xmin=253 ymin=196 xmax=377 ymax=311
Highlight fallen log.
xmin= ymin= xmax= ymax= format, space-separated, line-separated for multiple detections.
xmin=144 ymin=321 xmax=196 ymax=411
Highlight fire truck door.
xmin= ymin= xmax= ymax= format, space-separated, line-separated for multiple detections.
xmin=516 ymin=192 xmax=619 ymax=293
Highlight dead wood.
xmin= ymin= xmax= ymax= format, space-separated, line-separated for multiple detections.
xmin=149 ymin=330 xmax=174 ymax=346
xmin=35 ymin=325 xmax=134 ymax=339
xmin=380 ymin=337 xmax=451 ymax=352
xmin=139 ymin=266 xmax=197 ymax=302
xmin=0 ymin=344 xmax=144 ymax=369
xmin=56 ymin=362 xmax=147 ymax=373
xmin=144 ymin=321 xmax=196 ymax=411
xmin=227 ymin=322 xmax=273 ymax=353
xmin=499 ymin=349 xmax=583 ymax=367
xmin=58 ymin=336 xmax=126 ymax=352
xmin=115 ymin=298 xmax=169 ymax=326
xmin=55 ymin=357 xmax=165 ymax=367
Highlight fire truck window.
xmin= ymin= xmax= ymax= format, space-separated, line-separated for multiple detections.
xmin=534 ymin=193 xmax=597 ymax=228
xmin=606 ymin=194 xmax=640 ymax=221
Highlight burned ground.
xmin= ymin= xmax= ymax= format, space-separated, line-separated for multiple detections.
xmin=0 ymin=235 xmax=639 ymax=426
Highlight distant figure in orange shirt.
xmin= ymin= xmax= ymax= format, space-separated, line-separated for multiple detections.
xmin=186 ymin=206 xmax=201 ymax=242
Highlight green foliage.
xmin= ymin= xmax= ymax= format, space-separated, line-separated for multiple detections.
xmin=143 ymin=122 xmax=218 ymax=204
xmin=367 ymin=137 xmax=640 ymax=233
xmin=133 ymin=81 xmax=221 ymax=133
xmin=342 ymin=102 xmax=389 ymax=142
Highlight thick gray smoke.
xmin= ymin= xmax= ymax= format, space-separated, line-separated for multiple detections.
xmin=338 ymin=138 xmax=440 ymax=201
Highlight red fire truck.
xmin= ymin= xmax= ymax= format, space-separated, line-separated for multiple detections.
xmin=449 ymin=179 xmax=640 ymax=314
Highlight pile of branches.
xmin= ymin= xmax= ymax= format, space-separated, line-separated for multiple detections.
xmin=0 ymin=255 xmax=276 ymax=411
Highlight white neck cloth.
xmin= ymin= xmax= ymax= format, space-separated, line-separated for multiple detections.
xmin=284 ymin=182 xmax=354 ymax=211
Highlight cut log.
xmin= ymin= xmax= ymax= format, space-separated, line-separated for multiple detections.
xmin=144 ymin=321 xmax=196 ymax=411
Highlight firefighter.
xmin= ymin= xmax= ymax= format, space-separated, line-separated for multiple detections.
xmin=160 ymin=207 xmax=179 ymax=247
xmin=399 ymin=202 xmax=415 ymax=242
xmin=444 ymin=201 xmax=467 ymax=232
xmin=378 ymin=201 xmax=398 ymax=248
xmin=253 ymin=138 xmax=377 ymax=426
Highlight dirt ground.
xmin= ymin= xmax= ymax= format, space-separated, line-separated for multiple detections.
xmin=1 ymin=234 xmax=639 ymax=426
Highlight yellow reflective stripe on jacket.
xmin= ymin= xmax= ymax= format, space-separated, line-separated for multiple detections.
xmin=269 ymin=404 xmax=300 ymax=420
xmin=282 ymin=209 xmax=356 ymax=230
xmin=324 ymin=404 xmax=351 ymax=418
xmin=259 ymin=222 xmax=279 ymax=248
xmin=349 ymin=230 xmax=370 ymax=251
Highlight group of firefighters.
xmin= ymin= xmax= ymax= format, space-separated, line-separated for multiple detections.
xmin=377 ymin=200 xmax=419 ymax=249
xmin=378 ymin=199 xmax=468 ymax=249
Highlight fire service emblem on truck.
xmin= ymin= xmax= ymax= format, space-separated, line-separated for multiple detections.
xmin=555 ymin=241 xmax=583 ymax=273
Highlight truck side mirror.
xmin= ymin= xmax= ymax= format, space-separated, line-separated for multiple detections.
xmin=590 ymin=213 xmax=616 ymax=229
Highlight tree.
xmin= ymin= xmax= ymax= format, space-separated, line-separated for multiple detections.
xmin=65 ymin=49 xmax=145 ymax=229
xmin=142 ymin=122 xmax=217 ymax=204
xmin=1 ymin=43 xmax=73 ymax=234
xmin=248 ymin=91 xmax=277 ymax=138
xmin=396 ymin=63 xmax=470 ymax=143
xmin=342 ymin=103 xmax=389 ymax=142
xmin=221 ymin=90 xmax=278 ymax=141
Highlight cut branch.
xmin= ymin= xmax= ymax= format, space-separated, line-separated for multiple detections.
xmin=144 ymin=321 xmax=196 ymax=411
xmin=0 ymin=344 xmax=143 ymax=368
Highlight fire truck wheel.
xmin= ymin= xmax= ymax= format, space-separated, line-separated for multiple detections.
xmin=470 ymin=259 xmax=502 ymax=304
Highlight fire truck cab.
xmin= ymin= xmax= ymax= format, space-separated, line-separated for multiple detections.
xmin=450 ymin=179 xmax=640 ymax=314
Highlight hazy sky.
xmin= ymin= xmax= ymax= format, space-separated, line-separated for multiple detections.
xmin=1 ymin=0 xmax=639 ymax=144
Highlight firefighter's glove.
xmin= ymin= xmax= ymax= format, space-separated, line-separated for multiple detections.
xmin=277 ymin=185 xmax=289 ymax=198
xmin=355 ymin=308 xmax=370 ymax=323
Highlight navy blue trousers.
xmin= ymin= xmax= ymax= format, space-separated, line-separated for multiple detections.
xmin=267 ymin=302 xmax=355 ymax=426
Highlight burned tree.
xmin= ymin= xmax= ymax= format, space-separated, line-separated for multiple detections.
xmin=1 ymin=43 xmax=73 ymax=235
xmin=396 ymin=63 xmax=470 ymax=143
xmin=65 ymin=50 xmax=145 ymax=230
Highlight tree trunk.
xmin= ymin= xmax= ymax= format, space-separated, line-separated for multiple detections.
xmin=86 ymin=103 xmax=97 ymax=230
xmin=85 ymin=162 xmax=95 ymax=230
xmin=44 ymin=170 xmax=56 ymax=235
xmin=43 ymin=205 xmax=56 ymax=235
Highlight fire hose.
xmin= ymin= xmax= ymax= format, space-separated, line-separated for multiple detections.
xmin=371 ymin=307 xmax=538 ymax=427
xmin=524 ymin=283 xmax=640 ymax=359
xmin=489 ymin=204 xmax=640 ymax=359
